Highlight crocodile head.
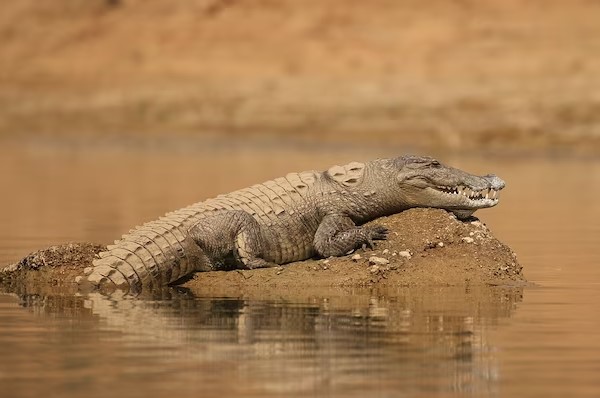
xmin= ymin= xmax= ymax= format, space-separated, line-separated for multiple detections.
xmin=394 ymin=155 xmax=506 ymax=219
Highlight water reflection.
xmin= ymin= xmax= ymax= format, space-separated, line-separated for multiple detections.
xmin=1 ymin=287 xmax=523 ymax=398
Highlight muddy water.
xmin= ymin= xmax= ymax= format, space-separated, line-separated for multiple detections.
xmin=1 ymin=139 xmax=599 ymax=398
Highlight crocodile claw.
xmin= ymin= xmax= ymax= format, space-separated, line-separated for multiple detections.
xmin=369 ymin=225 xmax=389 ymax=241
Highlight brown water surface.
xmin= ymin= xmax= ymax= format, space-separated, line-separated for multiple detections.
xmin=0 ymin=139 xmax=599 ymax=397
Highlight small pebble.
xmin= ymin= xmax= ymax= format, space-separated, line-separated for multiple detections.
xmin=437 ymin=242 xmax=444 ymax=248
xmin=351 ymin=254 xmax=362 ymax=261
xmin=382 ymin=249 xmax=390 ymax=255
xmin=369 ymin=265 xmax=380 ymax=274
xmin=398 ymin=251 xmax=412 ymax=259
xmin=322 ymin=259 xmax=330 ymax=265
xmin=462 ymin=237 xmax=475 ymax=243
xmin=369 ymin=256 xmax=389 ymax=265
xmin=469 ymin=232 xmax=475 ymax=236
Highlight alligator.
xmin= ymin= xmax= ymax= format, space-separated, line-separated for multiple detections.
xmin=78 ymin=155 xmax=505 ymax=293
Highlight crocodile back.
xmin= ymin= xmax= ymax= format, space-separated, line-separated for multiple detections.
xmin=83 ymin=170 xmax=323 ymax=293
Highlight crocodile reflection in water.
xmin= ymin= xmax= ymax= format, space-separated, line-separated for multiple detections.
xmin=10 ymin=286 xmax=523 ymax=395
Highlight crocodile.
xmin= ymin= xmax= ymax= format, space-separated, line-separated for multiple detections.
xmin=78 ymin=155 xmax=505 ymax=293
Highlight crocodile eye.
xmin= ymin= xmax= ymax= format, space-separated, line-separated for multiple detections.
xmin=430 ymin=161 xmax=441 ymax=168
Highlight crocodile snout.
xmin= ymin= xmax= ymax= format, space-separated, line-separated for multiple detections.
xmin=484 ymin=174 xmax=506 ymax=190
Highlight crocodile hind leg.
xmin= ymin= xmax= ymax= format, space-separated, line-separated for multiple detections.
xmin=313 ymin=213 xmax=388 ymax=258
xmin=188 ymin=210 xmax=278 ymax=270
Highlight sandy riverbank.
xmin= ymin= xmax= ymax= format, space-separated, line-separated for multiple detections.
xmin=1 ymin=1 xmax=599 ymax=153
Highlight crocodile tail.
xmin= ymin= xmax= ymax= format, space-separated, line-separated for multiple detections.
xmin=78 ymin=208 xmax=207 ymax=294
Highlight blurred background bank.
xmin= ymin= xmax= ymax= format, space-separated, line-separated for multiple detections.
xmin=1 ymin=0 xmax=599 ymax=154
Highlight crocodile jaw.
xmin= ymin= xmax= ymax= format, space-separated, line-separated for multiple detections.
xmin=430 ymin=185 xmax=501 ymax=208
xmin=426 ymin=184 xmax=503 ymax=219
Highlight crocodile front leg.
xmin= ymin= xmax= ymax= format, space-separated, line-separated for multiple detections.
xmin=313 ymin=214 xmax=388 ymax=258
xmin=188 ymin=210 xmax=278 ymax=270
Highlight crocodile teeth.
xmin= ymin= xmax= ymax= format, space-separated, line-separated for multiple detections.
xmin=440 ymin=186 xmax=499 ymax=201
xmin=440 ymin=185 xmax=502 ymax=201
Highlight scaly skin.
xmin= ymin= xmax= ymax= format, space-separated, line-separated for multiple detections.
xmin=78 ymin=155 xmax=505 ymax=293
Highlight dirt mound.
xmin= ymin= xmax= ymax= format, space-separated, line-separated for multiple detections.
xmin=0 ymin=242 xmax=105 ymax=291
xmin=0 ymin=209 xmax=524 ymax=295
